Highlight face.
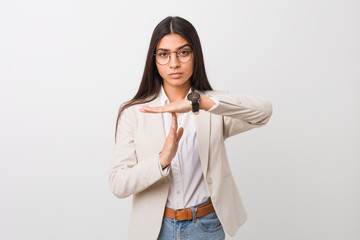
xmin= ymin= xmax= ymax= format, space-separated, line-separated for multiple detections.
xmin=155 ymin=34 xmax=194 ymax=89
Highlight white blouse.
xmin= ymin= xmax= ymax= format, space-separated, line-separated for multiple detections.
xmin=158 ymin=85 xmax=219 ymax=209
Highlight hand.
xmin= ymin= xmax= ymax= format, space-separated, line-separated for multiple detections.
xmin=139 ymin=99 xmax=192 ymax=114
xmin=159 ymin=113 xmax=184 ymax=169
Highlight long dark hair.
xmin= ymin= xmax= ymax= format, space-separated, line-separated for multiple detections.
xmin=115 ymin=16 xmax=213 ymax=142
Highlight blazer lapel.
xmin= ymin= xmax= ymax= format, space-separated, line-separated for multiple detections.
xmin=146 ymin=95 xmax=167 ymax=151
xmin=194 ymin=90 xmax=211 ymax=178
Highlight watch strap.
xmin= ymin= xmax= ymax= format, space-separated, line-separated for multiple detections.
xmin=191 ymin=101 xmax=200 ymax=113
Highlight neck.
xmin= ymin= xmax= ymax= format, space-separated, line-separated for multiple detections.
xmin=163 ymin=82 xmax=191 ymax=102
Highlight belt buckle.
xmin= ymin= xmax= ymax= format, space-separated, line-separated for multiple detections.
xmin=174 ymin=209 xmax=180 ymax=221
xmin=174 ymin=208 xmax=187 ymax=221
xmin=174 ymin=208 xmax=194 ymax=221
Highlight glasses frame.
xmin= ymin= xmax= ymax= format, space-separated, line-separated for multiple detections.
xmin=153 ymin=49 xmax=193 ymax=65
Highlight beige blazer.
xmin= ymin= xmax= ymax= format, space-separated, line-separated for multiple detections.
xmin=109 ymin=89 xmax=272 ymax=239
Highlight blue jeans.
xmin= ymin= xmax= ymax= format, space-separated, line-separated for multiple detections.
xmin=157 ymin=198 xmax=225 ymax=240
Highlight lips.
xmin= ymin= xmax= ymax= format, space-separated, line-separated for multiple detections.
xmin=169 ymin=72 xmax=183 ymax=79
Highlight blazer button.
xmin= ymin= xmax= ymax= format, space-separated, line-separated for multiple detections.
xmin=207 ymin=178 xmax=212 ymax=184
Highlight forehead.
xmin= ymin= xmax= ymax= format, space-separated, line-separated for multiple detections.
xmin=156 ymin=34 xmax=190 ymax=50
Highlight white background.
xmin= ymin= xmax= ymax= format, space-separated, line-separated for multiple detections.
xmin=1 ymin=0 xmax=359 ymax=239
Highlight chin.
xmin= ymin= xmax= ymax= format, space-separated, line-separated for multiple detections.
xmin=164 ymin=78 xmax=190 ymax=87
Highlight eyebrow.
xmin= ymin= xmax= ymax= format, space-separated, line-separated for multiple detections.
xmin=157 ymin=44 xmax=192 ymax=51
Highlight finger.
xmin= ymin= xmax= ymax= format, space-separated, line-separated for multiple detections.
xmin=139 ymin=106 xmax=165 ymax=113
xmin=176 ymin=127 xmax=184 ymax=143
xmin=166 ymin=113 xmax=176 ymax=141
xmin=170 ymin=112 xmax=178 ymax=132
xmin=139 ymin=106 xmax=159 ymax=113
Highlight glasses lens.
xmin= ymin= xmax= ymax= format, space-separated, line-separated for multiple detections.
xmin=177 ymin=49 xmax=192 ymax=63
xmin=155 ymin=51 xmax=169 ymax=65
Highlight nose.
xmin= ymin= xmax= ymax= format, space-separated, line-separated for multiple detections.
xmin=169 ymin=52 xmax=180 ymax=68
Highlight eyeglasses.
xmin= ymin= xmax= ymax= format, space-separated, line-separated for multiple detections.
xmin=154 ymin=48 xmax=193 ymax=65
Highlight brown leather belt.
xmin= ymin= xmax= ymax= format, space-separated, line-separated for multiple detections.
xmin=164 ymin=199 xmax=215 ymax=221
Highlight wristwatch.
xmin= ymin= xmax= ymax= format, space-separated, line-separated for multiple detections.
xmin=187 ymin=92 xmax=201 ymax=115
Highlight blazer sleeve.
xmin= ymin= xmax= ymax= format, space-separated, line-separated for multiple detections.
xmin=108 ymin=107 xmax=167 ymax=199
xmin=206 ymin=91 xmax=273 ymax=139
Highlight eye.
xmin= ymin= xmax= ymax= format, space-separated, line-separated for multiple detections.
xmin=157 ymin=52 xmax=168 ymax=58
xmin=179 ymin=50 xmax=191 ymax=56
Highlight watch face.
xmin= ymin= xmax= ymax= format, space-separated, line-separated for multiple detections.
xmin=187 ymin=92 xmax=200 ymax=102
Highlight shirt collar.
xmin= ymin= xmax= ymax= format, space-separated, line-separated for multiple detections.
xmin=159 ymin=85 xmax=192 ymax=106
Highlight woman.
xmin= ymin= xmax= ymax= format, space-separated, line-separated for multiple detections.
xmin=109 ymin=16 xmax=272 ymax=240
